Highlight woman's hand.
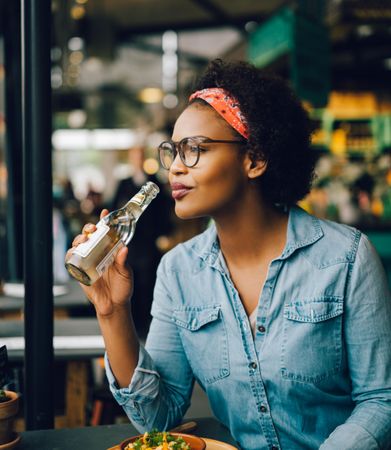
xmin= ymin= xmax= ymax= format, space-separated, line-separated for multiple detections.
xmin=66 ymin=209 xmax=134 ymax=317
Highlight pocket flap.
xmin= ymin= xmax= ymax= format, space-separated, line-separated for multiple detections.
xmin=284 ymin=297 xmax=343 ymax=323
xmin=173 ymin=306 xmax=221 ymax=331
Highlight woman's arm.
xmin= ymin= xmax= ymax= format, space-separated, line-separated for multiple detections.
xmin=68 ymin=211 xmax=194 ymax=430
xmin=105 ymin=254 xmax=195 ymax=432
xmin=97 ymin=302 xmax=139 ymax=388
xmin=67 ymin=209 xmax=140 ymax=387
xmin=320 ymin=234 xmax=391 ymax=449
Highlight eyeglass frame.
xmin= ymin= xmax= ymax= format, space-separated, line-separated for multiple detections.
xmin=158 ymin=135 xmax=246 ymax=169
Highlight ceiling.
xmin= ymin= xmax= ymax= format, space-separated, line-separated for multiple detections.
xmin=50 ymin=0 xmax=391 ymax=129
xmin=83 ymin=0 xmax=286 ymax=34
xmin=52 ymin=0 xmax=287 ymax=91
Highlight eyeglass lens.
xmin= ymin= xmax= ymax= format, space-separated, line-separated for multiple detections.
xmin=159 ymin=142 xmax=176 ymax=169
xmin=159 ymin=138 xmax=200 ymax=169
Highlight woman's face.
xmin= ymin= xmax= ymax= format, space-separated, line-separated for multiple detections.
xmin=169 ymin=104 xmax=250 ymax=220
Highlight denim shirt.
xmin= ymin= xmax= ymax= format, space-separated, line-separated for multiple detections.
xmin=106 ymin=206 xmax=391 ymax=450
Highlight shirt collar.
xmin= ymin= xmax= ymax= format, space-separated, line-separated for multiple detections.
xmin=190 ymin=222 xmax=221 ymax=267
xmin=280 ymin=206 xmax=324 ymax=259
xmin=190 ymin=206 xmax=324 ymax=268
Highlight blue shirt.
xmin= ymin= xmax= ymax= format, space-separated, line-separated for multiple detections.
xmin=106 ymin=206 xmax=391 ymax=449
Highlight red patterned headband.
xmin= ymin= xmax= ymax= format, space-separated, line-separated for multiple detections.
xmin=189 ymin=87 xmax=249 ymax=139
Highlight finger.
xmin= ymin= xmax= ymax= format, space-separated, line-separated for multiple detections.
xmin=65 ymin=248 xmax=74 ymax=260
xmin=113 ymin=247 xmax=131 ymax=279
xmin=72 ymin=234 xmax=88 ymax=247
xmin=100 ymin=209 xmax=109 ymax=220
xmin=115 ymin=246 xmax=128 ymax=267
xmin=82 ymin=223 xmax=96 ymax=235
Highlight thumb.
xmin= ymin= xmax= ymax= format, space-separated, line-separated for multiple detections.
xmin=116 ymin=245 xmax=128 ymax=266
xmin=115 ymin=246 xmax=128 ymax=266
xmin=114 ymin=246 xmax=131 ymax=278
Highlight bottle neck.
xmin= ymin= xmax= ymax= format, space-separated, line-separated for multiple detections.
xmin=123 ymin=182 xmax=159 ymax=219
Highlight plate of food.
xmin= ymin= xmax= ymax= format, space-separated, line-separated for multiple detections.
xmin=107 ymin=430 xmax=206 ymax=450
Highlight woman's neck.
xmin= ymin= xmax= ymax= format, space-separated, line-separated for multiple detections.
xmin=214 ymin=189 xmax=289 ymax=266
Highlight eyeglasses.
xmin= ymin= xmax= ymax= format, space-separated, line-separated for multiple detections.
xmin=158 ymin=135 xmax=245 ymax=169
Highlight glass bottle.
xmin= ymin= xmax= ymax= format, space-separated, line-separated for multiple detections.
xmin=65 ymin=181 xmax=159 ymax=285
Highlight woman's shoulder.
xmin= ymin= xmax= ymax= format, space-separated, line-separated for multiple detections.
xmin=318 ymin=216 xmax=361 ymax=253
xmin=293 ymin=207 xmax=363 ymax=267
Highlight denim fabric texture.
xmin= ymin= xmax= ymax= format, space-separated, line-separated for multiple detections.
xmin=105 ymin=206 xmax=391 ymax=450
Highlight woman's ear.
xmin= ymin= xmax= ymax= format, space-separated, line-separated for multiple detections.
xmin=244 ymin=154 xmax=267 ymax=179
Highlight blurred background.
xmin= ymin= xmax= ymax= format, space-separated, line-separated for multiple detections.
xmin=0 ymin=0 xmax=391 ymax=431
xmin=1 ymin=0 xmax=391 ymax=283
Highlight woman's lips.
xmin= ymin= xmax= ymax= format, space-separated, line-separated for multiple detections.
xmin=171 ymin=183 xmax=192 ymax=200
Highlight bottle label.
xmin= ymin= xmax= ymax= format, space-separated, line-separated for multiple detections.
xmin=73 ymin=222 xmax=110 ymax=258
xmin=96 ymin=239 xmax=125 ymax=276
xmin=131 ymin=192 xmax=146 ymax=206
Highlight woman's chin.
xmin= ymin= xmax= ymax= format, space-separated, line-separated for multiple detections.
xmin=174 ymin=203 xmax=204 ymax=220
xmin=174 ymin=207 xmax=196 ymax=220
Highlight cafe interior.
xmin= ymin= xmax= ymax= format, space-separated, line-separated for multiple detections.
xmin=0 ymin=0 xmax=391 ymax=448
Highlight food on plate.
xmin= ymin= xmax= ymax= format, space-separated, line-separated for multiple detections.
xmin=125 ymin=430 xmax=191 ymax=450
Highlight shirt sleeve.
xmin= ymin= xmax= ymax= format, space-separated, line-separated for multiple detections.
xmin=320 ymin=233 xmax=391 ymax=450
xmin=105 ymin=255 xmax=195 ymax=432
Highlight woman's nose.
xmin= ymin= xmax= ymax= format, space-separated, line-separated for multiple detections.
xmin=169 ymin=152 xmax=188 ymax=175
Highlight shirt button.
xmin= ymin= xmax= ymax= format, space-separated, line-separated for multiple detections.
xmin=249 ymin=362 xmax=257 ymax=370
xmin=258 ymin=325 xmax=266 ymax=333
xmin=259 ymin=405 xmax=267 ymax=413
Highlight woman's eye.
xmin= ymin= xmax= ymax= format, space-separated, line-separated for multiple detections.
xmin=188 ymin=145 xmax=199 ymax=153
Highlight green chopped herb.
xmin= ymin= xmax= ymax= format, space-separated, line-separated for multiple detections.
xmin=125 ymin=430 xmax=191 ymax=450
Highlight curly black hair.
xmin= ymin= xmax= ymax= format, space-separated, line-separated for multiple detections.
xmin=190 ymin=59 xmax=315 ymax=206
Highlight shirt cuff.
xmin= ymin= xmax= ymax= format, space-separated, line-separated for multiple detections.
xmin=105 ymin=344 xmax=160 ymax=407
xmin=320 ymin=422 xmax=379 ymax=450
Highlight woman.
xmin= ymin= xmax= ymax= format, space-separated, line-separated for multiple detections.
xmin=68 ymin=60 xmax=391 ymax=449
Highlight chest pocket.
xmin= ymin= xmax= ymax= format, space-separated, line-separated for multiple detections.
xmin=281 ymin=297 xmax=344 ymax=383
xmin=172 ymin=305 xmax=230 ymax=385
